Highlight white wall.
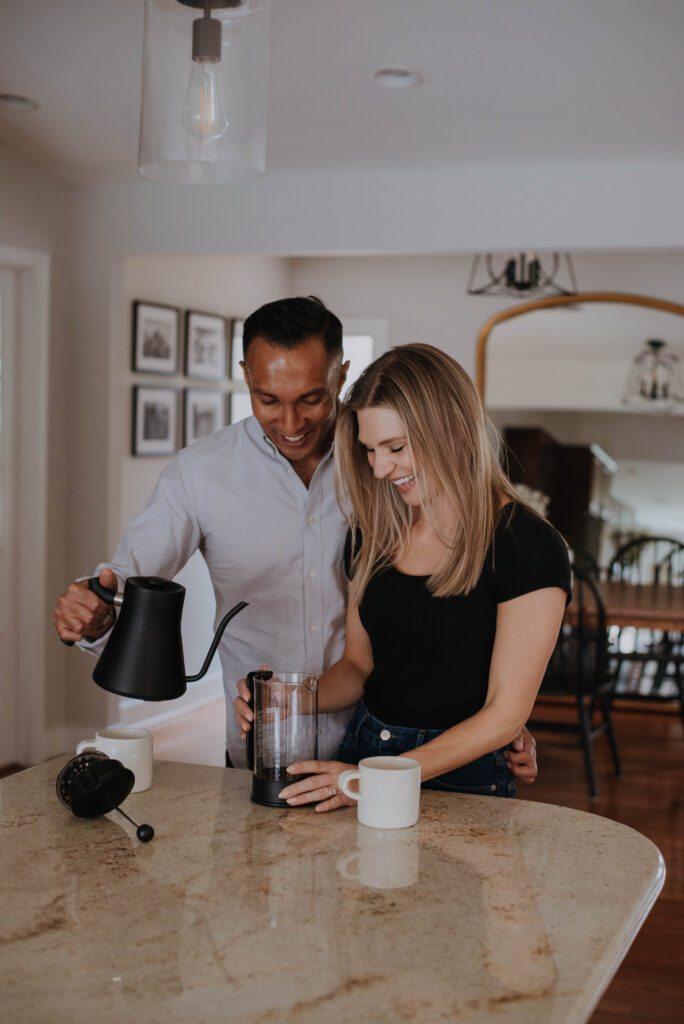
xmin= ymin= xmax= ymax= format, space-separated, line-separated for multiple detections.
xmin=291 ymin=250 xmax=684 ymax=377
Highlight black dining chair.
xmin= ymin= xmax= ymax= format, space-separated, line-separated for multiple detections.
xmin=529 ymin=566 xmax=622 ymax=798
xmin=607 ymin=535 xmax=684 ymax=727
xmin=608 ymin=534 xmax=684 ymax=586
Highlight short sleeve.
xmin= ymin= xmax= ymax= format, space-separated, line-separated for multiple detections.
xmin=493 ymin=506 xmax=572 ymax=605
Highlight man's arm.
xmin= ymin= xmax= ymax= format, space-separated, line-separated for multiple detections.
xmin=53 ymin=454 xmax=202 ymax=649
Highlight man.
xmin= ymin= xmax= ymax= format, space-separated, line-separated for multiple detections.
xmin=54 ymin=296 xmax=537 ymax=779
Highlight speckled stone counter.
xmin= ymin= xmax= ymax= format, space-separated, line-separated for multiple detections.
xmin=0 ymin=758 xmax=664 ymax=1024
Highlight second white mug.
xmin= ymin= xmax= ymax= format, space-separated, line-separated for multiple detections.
xmin=338 ymin=755 xmax=421 ymax=829
xmin=76 ymin=727 xmax=153 ymax=793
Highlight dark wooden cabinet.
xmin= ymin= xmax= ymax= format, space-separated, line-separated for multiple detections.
xmin=503 ymin=427 xmax=612 ymax=560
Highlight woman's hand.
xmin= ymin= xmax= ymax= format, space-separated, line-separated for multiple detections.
xmin=504 ymin=725 xmax=537 ymax=785
xmin=278 ymin=761 xmax=358 ymax=813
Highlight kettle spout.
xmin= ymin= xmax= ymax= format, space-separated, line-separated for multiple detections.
xmin=185 ymin=601 xmax=248 ymax=683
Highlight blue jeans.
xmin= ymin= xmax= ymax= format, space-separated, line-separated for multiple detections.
xmin=337 ymin=701 xmax=516 ymax=799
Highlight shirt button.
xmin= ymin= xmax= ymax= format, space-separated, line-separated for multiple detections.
xmin=307 ymin=515 xmax=315 ymax=525
xmin=310 ymin=623 xmax=318 ymax=633
xmin=308 ymin=569 xmax=316 ymax=579
xmin=380 ymin=729 xmax=391 ymax=741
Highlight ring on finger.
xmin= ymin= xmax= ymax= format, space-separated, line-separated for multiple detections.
xmin=328 ymin=785 xmax=336 ymax=797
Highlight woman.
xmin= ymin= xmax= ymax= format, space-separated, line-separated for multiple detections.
xmin=235 ymin=344 xmax=571 ymax=810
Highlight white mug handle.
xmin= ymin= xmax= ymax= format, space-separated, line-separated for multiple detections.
xmin=76 ymin=740 xmax=98 ymax=755
xmin=336 ymin=851 xmax=361 ymax=880
xmin=338 ymin=769 xmax=362 ymax=801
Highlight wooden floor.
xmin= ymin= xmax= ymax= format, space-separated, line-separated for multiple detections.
xmin=149 ymin=697 xmax=684 ymax=1023
xmin=519 ymin=701 xmax=684 ymax=1024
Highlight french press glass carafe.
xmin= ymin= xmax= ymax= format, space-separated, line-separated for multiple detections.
xmin=246 ymin=670 xmax=319 ymax=807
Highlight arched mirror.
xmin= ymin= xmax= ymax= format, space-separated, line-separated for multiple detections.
xmin=475 ymin=292 xmax=684 ymax=568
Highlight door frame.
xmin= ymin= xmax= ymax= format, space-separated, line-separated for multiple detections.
xmin=0 ymin=245 xmax=50 ymax=765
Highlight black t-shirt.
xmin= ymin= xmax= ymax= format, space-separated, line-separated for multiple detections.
xmin=345 ymin=503 xmax=572 ymax=729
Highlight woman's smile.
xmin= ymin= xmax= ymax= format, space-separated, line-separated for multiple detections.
xmin=390 ymin=473 xmax=416 ymax=494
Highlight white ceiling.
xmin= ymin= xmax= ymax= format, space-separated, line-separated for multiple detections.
xmin=1 ymin=0 xmax=683 ymax=185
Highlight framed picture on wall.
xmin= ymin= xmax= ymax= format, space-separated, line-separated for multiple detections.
xmin=132 ymin=386 xmax=178 ymax=456
xmin=132 ymin=301 xmax=179 ymax=374
xmin=183 ymin=388 xmax=227 ymax=446
xmin=230 ymin=319 xmax=244 ymax=379
xmin=185 ymin=310 xmax=227 ymax=380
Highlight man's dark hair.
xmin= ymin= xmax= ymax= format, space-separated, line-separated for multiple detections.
xmin=242 ymin=296 xmax=343 ymax=361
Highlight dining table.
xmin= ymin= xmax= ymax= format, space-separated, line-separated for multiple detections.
xmin=566 ymin=580 xmax=684 ymax=633
xmin=0 ymin=756 xmax=665 ymax=1024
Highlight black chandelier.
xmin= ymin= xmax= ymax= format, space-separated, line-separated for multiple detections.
xmin=622 ymin=339 xmax=683 ymax=412
xmin=466 ymin=252 xmax=578 ymax=298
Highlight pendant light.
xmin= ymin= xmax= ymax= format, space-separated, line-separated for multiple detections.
xmin=622 ymin=339 xmax=683 ymax=412
xmin=466 ymin=252 xmax=578 ymax=298
xmin=138 ymin=0 xmax=271 ymax=184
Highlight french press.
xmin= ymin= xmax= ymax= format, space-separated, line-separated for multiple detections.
xmin=245 ymin=670 xmax=319 ymax=807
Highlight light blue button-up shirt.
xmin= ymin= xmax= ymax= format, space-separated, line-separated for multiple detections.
xmin=86 ymin=417 xmax=351 ymax=765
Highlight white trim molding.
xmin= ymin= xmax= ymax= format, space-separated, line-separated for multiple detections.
xmin=0 ymin=245 xmax=51 ymax=765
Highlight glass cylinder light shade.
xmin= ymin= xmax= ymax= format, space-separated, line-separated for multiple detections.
xmin=139 ymin=0 xmax=270 ymax=184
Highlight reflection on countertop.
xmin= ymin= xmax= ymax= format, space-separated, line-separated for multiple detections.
xmin=0 ymin=758 xmax=664 ymax=1024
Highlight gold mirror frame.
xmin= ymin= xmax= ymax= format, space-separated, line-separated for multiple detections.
xmin=475 ymin=291 xmax=684 ymax=402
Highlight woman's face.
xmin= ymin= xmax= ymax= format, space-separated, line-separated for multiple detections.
xmin=356 ymin=406 xmax=421 ymax=507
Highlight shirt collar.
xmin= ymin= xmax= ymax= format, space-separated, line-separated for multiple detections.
xmin=243 ymin=414 xmax=335 ymax=469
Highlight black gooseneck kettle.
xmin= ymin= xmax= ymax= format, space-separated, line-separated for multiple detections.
xmin=84 ymin=575 xmax=247 ymax=701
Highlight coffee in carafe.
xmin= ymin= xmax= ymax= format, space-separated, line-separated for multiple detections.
xmin=245 ymin=670 xmax=318 ymax=807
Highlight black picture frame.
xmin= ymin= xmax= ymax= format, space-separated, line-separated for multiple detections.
xmin=132 ymin=386 xmax=178 ymax=456
xmin=185 ymin=310 xmax=228 ymax=380
xmin=183 ymin=388 xmax=227 ymax=446
xmin=132 ymin=301 xmax=180 ymax=374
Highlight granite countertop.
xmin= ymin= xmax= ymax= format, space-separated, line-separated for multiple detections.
xmin=0 ymin=758 xmax=664 ymax=1024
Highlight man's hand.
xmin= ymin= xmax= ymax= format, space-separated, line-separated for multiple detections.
xmin=504 ymin=725 xmax=538 ymax=785
xmin=53 ymin=567 xmax=118 ymax=643
xmin=234 ymin=664 xmax=269 ymax=739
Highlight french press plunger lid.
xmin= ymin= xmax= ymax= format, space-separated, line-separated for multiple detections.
xmin=56 ymin=750 xmax=154 ymax=842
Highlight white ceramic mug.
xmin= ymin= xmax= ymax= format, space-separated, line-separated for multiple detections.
xmin=337 ymin=824 xmax=420 ymax=889
xmin=338 ymin=755 xmax=421 ymax=829
xmin=76 ymin=727 xmax=153 ymax=793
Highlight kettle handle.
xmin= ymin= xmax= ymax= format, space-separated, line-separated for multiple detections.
xmin=60 ymin=577 xmax=119 ymax=647
xmin=87 ymin=577 xmax=118 ymax=605
xmin=244 ymin=669 xmax=272 ymax=772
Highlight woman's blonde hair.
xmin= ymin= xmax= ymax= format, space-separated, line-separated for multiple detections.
xmin=335 ymin=343 xmax=520 ymax=604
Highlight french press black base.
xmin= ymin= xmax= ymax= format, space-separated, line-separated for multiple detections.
xmin=251 ymin=775 xmax=291 ymax=808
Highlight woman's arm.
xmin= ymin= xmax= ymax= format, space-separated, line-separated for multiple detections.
xmin=401 ymin=586 xmax=566 ymax=781
xmin=278 ymin=586 xmax=564 ymax=810
xmin=317 ymin=601 xmax=374 ymax=711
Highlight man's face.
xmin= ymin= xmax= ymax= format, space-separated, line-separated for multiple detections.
xmin=241 ymin=335 xmax=348 ymax=468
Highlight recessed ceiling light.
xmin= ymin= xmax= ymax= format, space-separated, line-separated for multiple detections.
xmin=0 ymin=93 xmax=40 ymax=113
xmin=372 ymin=67 xmax=423 ymax=90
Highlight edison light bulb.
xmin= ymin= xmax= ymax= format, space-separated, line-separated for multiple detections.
xmin=181 ymin=59 xmax=228 ymax=140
